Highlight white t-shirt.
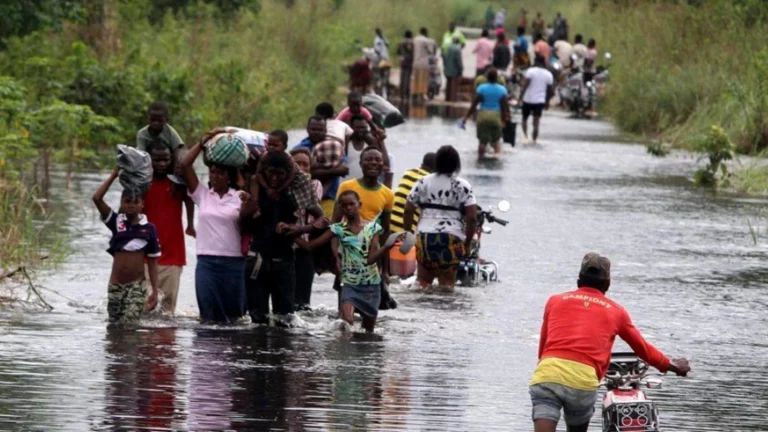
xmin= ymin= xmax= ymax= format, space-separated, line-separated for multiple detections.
xmin=326 ymin=119 xmax=353 ymax=145
xmin=523 ymin=67 xmax=554 ymax=105
xmin=407 ymin=173 xmax=477 ymax=240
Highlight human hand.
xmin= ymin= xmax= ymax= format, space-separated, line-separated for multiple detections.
xmin=311 ymin=217 xmax=331 ymax=230
xmin=667 ymin=358 xmax=691 ymax=377
xmin=267 ymin=188 xmax=279 ymax=200
xmin=381 ymin=271 xmax=391 ymax=285
xmin=185 ymin=226 xmax=197 ymax=238
xmin=276 ymin=222 xmax=292 ymax=234
xmin=458 ymin=119 xmax=466 ymax=130
xmin=239 ymin=191 xmax=251 ymax=202
xmin=145 ymin=293 xmax=158 ymax=312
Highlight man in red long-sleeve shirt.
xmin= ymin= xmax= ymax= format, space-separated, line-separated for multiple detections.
xmin=529 ymin=252 xmax=690 ymax=432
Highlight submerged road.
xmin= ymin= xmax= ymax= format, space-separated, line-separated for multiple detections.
xmin=1 ymin=112 xmax=767 ymax=431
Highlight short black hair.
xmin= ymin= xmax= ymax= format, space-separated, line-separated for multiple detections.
xmin=588 ymin=38 xmax=596 ymax=48
xmin=360 ymin=146 xmax=382 ymax=159
xmin=307 ymin=115 xmax=326 ymax=127
xmin=148 ymin=102 xmax=169 ymax=116
xmin=315 ymin=103 xmax=335 ymax=119
xmin=350 ymin=115 xmax=368 ymax=125
xmin=338 ymin=189 xmax=360 ymax=202
xmin=575 ymin=34 xmax=583 ymax=43
xmin=262 ymin=150 xmax=293 ymax=172
xmin=422 ymin=152 xmax=437 ymax=172
xmin=209 ymin=163 xmax=240 ymax=190
xmin=290 ymin=147 xmax=311 ymax=158
xmin=121 ymin=189 xmax=144 ymax=201
xmin=147 ymin=139 xmax=169 ymax=154
xmin=347 ymin=91 xmax=362 ymax=102
xmin=419 ymin=27 xmax=428 ymax=36
xmin=517 ymin=26 xmax=525 ymax=37
xmin=481 ymin=29 xmax=489 ymax=38
xmin=269 ymin=129 xmax=289 ymax=148
xmin=405 ymin=29 xmax=413 ymax=38
xmin=534 ymin=54 xmax=546 ymax=66
xmin=435 ymin=145 xmax=461 ymax=175
xmin=577 ymin=276 xmax=610 ymax=293
xmin=486 ymin=67 xmax=499 ymax=83
xmin=534 ymin=32 xmax=543 ymax=42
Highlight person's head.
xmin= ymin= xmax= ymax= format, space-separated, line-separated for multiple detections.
xmin=588 ymin=38 xmax=596 ymax=49
xmin=537 ymin=12 xmax=542 ymax=18
xmin=495 ymin=29 xmax=506 ymax=42
xmin=375 ymin=27 xmax=383 ymax=37
xmin=481 ymin=28 xmax=489 ymax=38
xmin=360 ymin=146 xmax=383 ymax=179
xmin=449 ymin=22 xmax=456 ymax=31
xmin=556 ymin=12 xmax=562 ymax=18
xmin=421 ymin=152 xmax=437 ymax=172
xmin=119 ymin=189 xmax=144 ymax=218
xmin=147 ymin=102 xmax=169 ymax=134
xmin=351 ymin=115 xmax=369 ymax=138
xmin=337 ymin=190 xmax=361 ymax=220
xmin=419 ymin=27 xmax=428 ymax=36
xmin=517 ymin=26 xmax=525 ymax=37
xmin=534 ymin=54 xmax=546 ymax=67
xmin=267 ymin=129 xmax=289 ymax=153
xmin=262 ymin=150 xmax=293 ymax=189
xmin=485 ymin=67 xmax=499 ymax=84
xmin=208 ymin=163 xmax=238 ymax=193
xmin=148 ymin=140 xmax=172 ymax=177
xmin=435 ymin=145 xmax=461 ymax=175
xmin=534 ymin=32 xmax=543 ymax=42
xmin=315 ymin=102 xmax=335 ymax=120
xmin=347 ymin=91 xmax=363 ymax=114
xmin=577 ymin=252 xmax=611 ymax=293
xmin=290 ymin=147 xmax=312 ymax=175
xmin=307 ymin=116 xmax=327 ymax=143
xmin=574 ymin=34 xmax=583 ymax=44
xmin=404 ymin=29 xmax=413 ymax=39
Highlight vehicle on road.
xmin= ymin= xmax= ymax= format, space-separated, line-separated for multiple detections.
xmin=456 ymin=200 xmax=510 ymax=287
xmin=601 ymin=352 xmax=666 ymax=432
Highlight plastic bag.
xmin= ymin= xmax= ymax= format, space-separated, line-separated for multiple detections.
xmin=117 ymin=144 xmax=153 ymax=195
xmin=204 ymin=132 xmax=249 ymax=167
xmin=362 ymin=93 xmax=405 ymax=128
xmin=224 ymin=127 xmax=267 ymax=154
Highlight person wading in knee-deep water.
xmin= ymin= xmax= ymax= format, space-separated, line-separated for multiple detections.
xmin=403 ymin=145 xmax=478 ymax=291
xmin=93 ymin=169 xmax=160 ymax=324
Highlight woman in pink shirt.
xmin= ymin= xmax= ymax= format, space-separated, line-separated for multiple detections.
xmin=181 ymin=128 xmax=247 ymax=323
xmin=473 ymin=28 xmax=495 ymax=77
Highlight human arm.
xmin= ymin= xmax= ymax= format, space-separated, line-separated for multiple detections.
xmin=299 ymin=228 xmax=335 ymax=251
xmin=312 ymin=165 xmax=349 ymax=180
xmin=92 ymin=167 xmax=119 ymax=221
xmin=519 ymin=76 xmax=530 ymax=103
xmin=184 ymin=196 xmax=196 ymax=237
xmin=501 ymin=92 xmax=511 ymax=122
xmin=379 ymin=209 xmax=392 ymax=281
xmin=462 ymin=94 xmax=483 ymax=123
xmin=331 ymin=237 xmax=342 ymax=276
xmin=180 ymin=139 xmax=203 ymax=195
xmin=146 ymin=258 xmax=159 ymax=311
xmin=463 ymin=204 xmax=478 ymax=253
xmin=618 ymin=310 xmax=690 ymax=375
xmin=403 ymin=201 xmax=417 ymax=233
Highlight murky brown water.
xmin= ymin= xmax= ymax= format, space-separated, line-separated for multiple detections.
xmin=2 ymin=112 xmax=768 ymax=431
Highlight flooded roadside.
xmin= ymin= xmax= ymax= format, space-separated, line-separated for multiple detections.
xmin=2 ymin=113 xmax=768 ymax=431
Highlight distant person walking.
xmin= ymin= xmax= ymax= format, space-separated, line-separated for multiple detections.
xmin=552 ymin=12 xmax=569 ymax=42
xmin=397 ymin=30 xmax=415 ymax=101
xmin=441 ymin=22 xmax=466 ymax=51
xmin=473 ymin=29 xmax=494 ymax=76
xmin=461 ymin=67 xmax=510 ymax=157
xmin=532 ymin=12 xmax=546 ymax=37
xmin=443 ymin=37 xmax=464 ymax=102
xmin=517 ymin=8 xmax=528 ymax=35
xmin=485 ymin=5 xmax=495 ymax=30
xmin=584 ymin=38 xmax=598 ymax=82
xmin=520 ymin=55 xmax=554 ymax=145
xmin=492 ymin=32 xmax=512 ymax=74
xmin=513 ymin=26 xmax=530 ymax=70
xmin=572 ymin=34 xmax=587 ymax=70
xmin=494 ymin=8 xmax=507 ymax=29
xmin=412 ymin=27 xmax=438 ymax=103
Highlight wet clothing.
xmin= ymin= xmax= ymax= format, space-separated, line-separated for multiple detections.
xmin=136 ymin=124 xmax=184 ymax=153
xmin=342 ymin=283 xmax=381 ymax=318
xmin=337 ymin=179 xmax=394 ymax=223
xmin=102 ymin=211 xmax=161 ymax=258
xmin=530 ymin=382 xmax=597 ymax=426
xmin=477 ymin=82 xmax=508 ymax=111
xmin=144 ymin=177 xmax=185 ymax=266
xmin=407 ymin=173 xmax=477 ymax=240
xmin=247 ymin=256 xmax=295 ymax=324
xmin=476 ymin=110 xmax=504 ymax=143
xmin=189 ymin=184 xmax=242 ymax=257
xmin=107 ymin=279 xmax=146 ymax=323
xmin=195 ymin=255 xmax=246 ymax=323
xmin=294 ymin=249 xmax=315 ymax=309
xmin=533 ymin=286 xmax=671 ymax=390
xmin=391 ymin=167 xmax=430 ymax=233
xmin=248 ymin=189 xmax=298 ymax=261
xmin=331 ymin=220 xmax=383 ymax=286
xmin=145 ymin=264 xmax=182 ymax=313
xmin=522 ymin=103 xmax=545 ymax=119
xmin=416 ymin=232 xmax=466 ymax=270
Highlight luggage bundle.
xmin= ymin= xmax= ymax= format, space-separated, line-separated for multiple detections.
xmin=203 ymin=132 xmax=249 ymax=168
xmin=116 ymin=145 xmax=153 ymax=195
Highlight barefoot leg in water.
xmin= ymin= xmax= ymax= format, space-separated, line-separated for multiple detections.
xmin=478 ymin=141 xmax=487 ymax=158
xmin=362 ymin=315 xmax=377 ymax=333
xmin=340 ymin=302 xmax=355 ymax=327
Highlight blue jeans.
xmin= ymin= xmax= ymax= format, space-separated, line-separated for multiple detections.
xmin=195 ymin=255 xmax=246 ymax=323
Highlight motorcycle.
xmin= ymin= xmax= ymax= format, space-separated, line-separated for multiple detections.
xmin=559 ymin=52 xmax=612 ymax=118
xmin=456 ymin=200 xmax=510 ymax=287
xmin=601 ymin=352 xmax=665 ymax=432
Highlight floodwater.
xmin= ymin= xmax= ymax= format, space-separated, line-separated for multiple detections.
xmin=2 ymin=112 xmax=768 ymax=431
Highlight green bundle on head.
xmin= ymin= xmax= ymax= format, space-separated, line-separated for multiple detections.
xmin=204 ymin=133 xmax=249 ymax=168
